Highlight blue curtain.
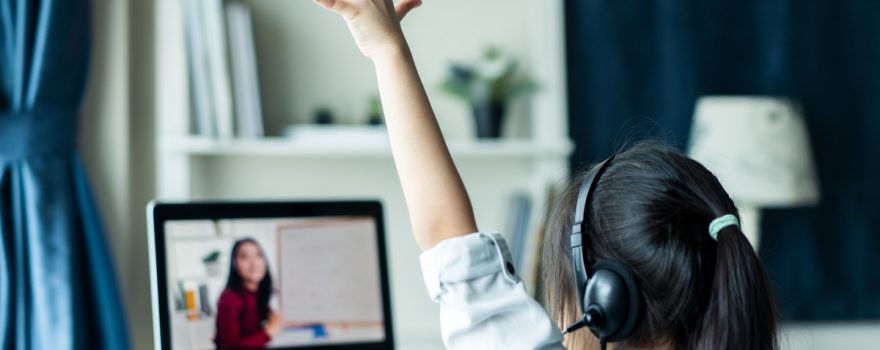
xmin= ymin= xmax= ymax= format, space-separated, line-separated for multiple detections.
xmin=0 ymin=0 xmax=130 ymax=348
xmin=566 ymin=0 xmax=880 ymax=320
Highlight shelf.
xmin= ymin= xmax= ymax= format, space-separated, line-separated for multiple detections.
xmin=174 ymin=275 xmax=226 ymax=283
xmin=160 ymin=136 xmax=574 ymax=159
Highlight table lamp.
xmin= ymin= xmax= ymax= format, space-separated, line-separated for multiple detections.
xmin=687 ymin=96 xmax=820 ymax=250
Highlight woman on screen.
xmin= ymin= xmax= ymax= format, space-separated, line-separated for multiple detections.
xmin=215 ymin=238 xmax=283 ymax=349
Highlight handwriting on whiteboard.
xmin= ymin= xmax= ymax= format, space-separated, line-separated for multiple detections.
xmin=277 ymin=218 xmax=383 ymax=323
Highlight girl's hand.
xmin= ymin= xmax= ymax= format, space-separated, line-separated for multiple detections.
xmin=265 ymin=310 xmax=284 ymax=337
xmin=313 ymin=0 xmax=423 ymax=59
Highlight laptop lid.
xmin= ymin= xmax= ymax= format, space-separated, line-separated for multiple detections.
xmin=148 ymin=201 xmax=394 ymax=350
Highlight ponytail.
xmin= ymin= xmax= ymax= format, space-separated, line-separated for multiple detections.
xmin=693 ymin=224 xmax=779 ymax=350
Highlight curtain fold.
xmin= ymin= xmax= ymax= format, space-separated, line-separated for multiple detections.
xmin=565 ymin=0 xmax=880 ymax=320
xmin=0 ymin=0 xmax=130 ymax=348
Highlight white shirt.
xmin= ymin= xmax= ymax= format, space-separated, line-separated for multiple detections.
xmin=420 ymin=232 xmax=566 ymax=349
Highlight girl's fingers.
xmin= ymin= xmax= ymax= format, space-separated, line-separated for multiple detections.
xmin=313 ymin=0 xmax=358 ymax=19
xmin=312 ymin=0 xmax=334 ymax=10
xmin=394 ymin=0 xmax=423 ymax=21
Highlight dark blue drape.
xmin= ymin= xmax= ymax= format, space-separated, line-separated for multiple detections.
xmin=0 ymin=0 xmax=130 ymax=348
xmin=566 ymin=0 xmax=880 ymax=320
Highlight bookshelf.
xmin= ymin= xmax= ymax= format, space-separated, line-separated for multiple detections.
xmin=162 ymin=136 xmax=573 ymax=159
xmin=153 ymin=0 xmax=570 ymax=347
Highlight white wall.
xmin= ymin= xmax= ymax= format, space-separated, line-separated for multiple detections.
xmin=241 ymin=0 xmax=534 ymax=139
xmin=80 ymin=0 xmax=156 ymax=349
xmin=127 ymin=0 xmax=158 ymax=346
xmin=80 ymin=0 xmax=130 ymax=280
xmin=79 ymin=0 xmax=138 ymax=346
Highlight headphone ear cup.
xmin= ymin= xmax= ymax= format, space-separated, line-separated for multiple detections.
xmin=584 ymin=259 xmax=642 ymax=342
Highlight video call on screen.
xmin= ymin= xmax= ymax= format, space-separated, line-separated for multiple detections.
xmin=164 ymin=216 xmax=385 ymax=349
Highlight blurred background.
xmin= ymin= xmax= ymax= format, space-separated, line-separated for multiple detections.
xmin=2 ymin=0 xmax=877 ymax=349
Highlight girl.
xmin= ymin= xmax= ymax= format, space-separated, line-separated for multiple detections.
xmin=215 ymin=239 xmax=283 ymax=349
xmin=313 ymin=1 xmax=780 ymax=349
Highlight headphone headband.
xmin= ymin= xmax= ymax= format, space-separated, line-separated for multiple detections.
xmin=573 ymin=155 xmax=616 ymax=237
xmin=571 ymin=156 xmax=616 ymax=291
xmin=565 ymin=154 xmax=643 ymax=344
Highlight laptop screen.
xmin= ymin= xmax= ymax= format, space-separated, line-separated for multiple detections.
xmin=156 ymin=210 xmax=390 ymax=350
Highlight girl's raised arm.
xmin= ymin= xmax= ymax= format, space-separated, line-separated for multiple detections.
xmin=313 ymin=0 xmax=478 ymax=250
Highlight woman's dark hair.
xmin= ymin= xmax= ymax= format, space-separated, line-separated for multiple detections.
xmin=542 ymin=141 xmax=779 ymax=349
xmin=227 ymin=238 xmax=273 ymax=321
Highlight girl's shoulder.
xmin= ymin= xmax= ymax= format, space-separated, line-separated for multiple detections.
xmin=217 ymin=287 xmax=244 ymax=308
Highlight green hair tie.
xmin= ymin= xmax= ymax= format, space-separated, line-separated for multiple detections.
xmin=709 ymin=214 xmax=740 ymax=241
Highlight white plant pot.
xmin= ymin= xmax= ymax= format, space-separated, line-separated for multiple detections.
xmin=204 ymin=261 xmax=222 ymax=276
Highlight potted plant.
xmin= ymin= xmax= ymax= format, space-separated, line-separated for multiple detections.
xmin=441 ymin=47 xmax=537 ymax=138
xmin=202 ymin=250 xmax=222 ymax=276
xmin=367 ymin=96 xmax=384 ymax=126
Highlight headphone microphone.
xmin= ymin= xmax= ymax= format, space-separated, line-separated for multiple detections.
xmin=561 ymin=318 xmax=587 ymax=335
xmin=562 ymin=155 xmax=642 ymax=348
xmin=561 ymin=307 xmax=604 ymax=334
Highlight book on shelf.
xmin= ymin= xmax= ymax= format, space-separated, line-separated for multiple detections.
xmin=198 ymin=283 xmax=213 ymax=316
xmin=180 ymin=282 xmax=214 ymax=319
xmin=201 ymin=0 xmax=235 ymax=139
xmin=531 ymin=182 xmax=563 ymax=305
xmin=184 ymin=287 xmax=200 ymax=320
xmin=182 ymin=0 xmax=265 ymax=138
xmin=505 ymin=182 xmax=564 ymax=301
xmin=174 ymin=281 xmax=186 ymax=311
xmin=226 ymin=2 xmax=265 ymax=138
xmin=183 ymin=0 xmax=216 ymax=137
xmin=505 ymin=192 xmax=533 ymax=274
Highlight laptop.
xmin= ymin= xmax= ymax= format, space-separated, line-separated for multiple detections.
xmin=148 ymin=201 xmax=395 ymax=350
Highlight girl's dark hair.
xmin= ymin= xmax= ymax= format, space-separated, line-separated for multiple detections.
xmin=543 ymin=141 xmax=779 ymax=349
xmin=227 ymin=238 xmax=273 ymax=321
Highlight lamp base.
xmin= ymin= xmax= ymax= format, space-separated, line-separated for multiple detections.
xmin=735 ymin=203 xmax=761 ymax=252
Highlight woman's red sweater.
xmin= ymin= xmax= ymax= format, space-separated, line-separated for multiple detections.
xmin=214 ymin=287 xmax=271 ymax=349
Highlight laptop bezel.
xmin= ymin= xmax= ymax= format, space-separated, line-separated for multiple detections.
xmin=148 ymin=200 xmax=395 ymax=350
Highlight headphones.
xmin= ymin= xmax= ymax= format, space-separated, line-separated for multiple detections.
xmin=562 ymin=155 xmax=643 ymax=345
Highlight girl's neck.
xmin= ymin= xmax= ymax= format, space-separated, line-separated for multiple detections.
xmin=243 ymin=281 xmax=259 ymax=292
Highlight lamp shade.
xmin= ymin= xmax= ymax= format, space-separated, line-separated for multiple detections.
xmin=687 ymin=96 xmax=820 ymax=207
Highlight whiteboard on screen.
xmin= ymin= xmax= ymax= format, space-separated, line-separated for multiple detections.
xmin=277 ymin=218 xmax=383 ymax=323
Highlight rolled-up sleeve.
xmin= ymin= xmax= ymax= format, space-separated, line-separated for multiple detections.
xmin=420 ymin=232 xmax=565 ymax=350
